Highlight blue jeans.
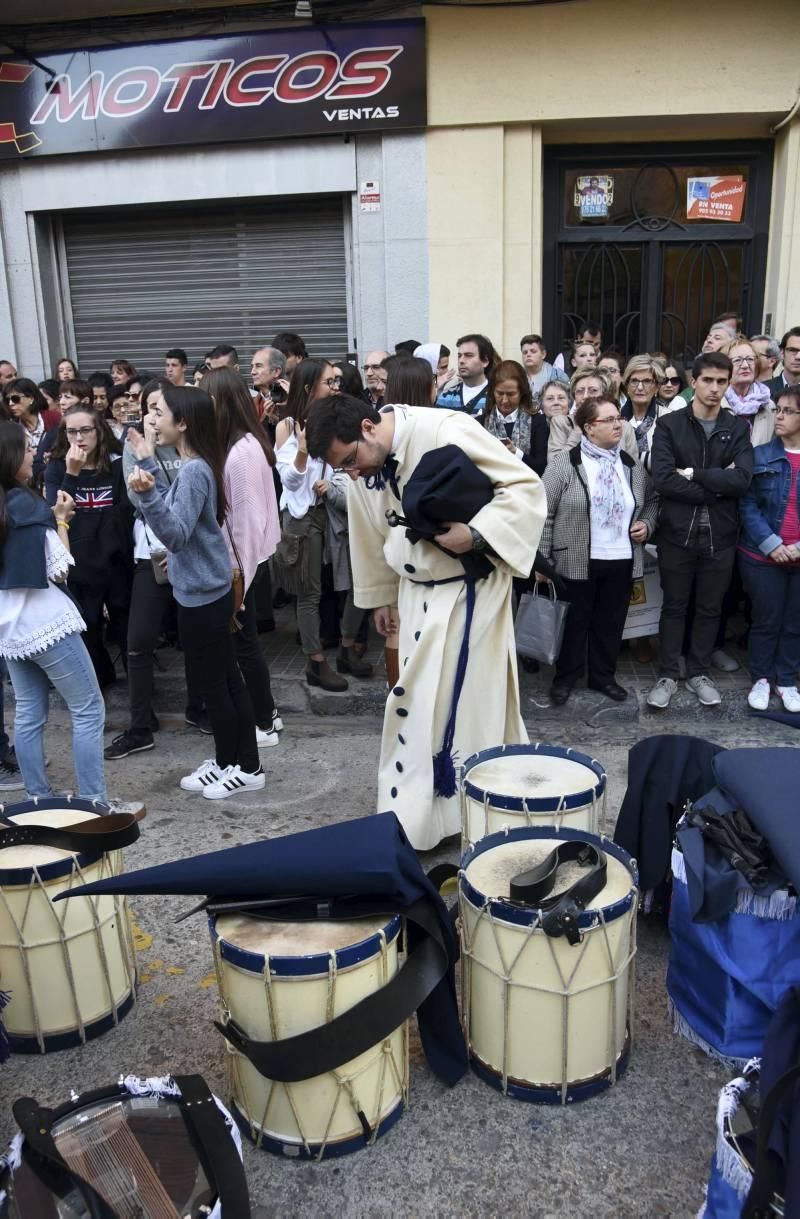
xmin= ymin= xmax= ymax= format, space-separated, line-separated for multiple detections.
xmin=0 ymin=658 xmax=10 ymax=761
xmin=739 ymin=553 xmax=800 ymax=686
xmin=6 ymin=632 xmax=107 ymax=802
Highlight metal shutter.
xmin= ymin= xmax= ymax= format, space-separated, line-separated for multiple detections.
xmin=61 ymin=196 xmax=349 ymax=373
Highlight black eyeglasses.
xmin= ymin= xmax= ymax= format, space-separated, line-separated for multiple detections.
xmin=322 ymin=376 xmax=343 ymax=389
xmin=6 ymin=394 xmax=25 ymax=404
xmin=663 ymin=376 xmax=681 ymax=385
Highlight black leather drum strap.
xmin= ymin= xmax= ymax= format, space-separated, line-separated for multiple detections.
xmin=173 ymin=1074 xmax=251 ymax=1219
xmin=216 ymin=897 xmax=449 ymax=1084
xmin=509 ymin=840 xmax=608 ymax=946
xmin=0 ymin=813 xmax=140 ymax=855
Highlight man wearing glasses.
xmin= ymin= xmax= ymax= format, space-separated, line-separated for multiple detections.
xmin=648 ymin=351 xmax=753 ymax=710
xmin=363 ymin=350 xmax=389 ymax=408
xmin=305 ymin=393 xmax=545 ymax=851
xmin=767 ymin=327 xmax=800 ymax=400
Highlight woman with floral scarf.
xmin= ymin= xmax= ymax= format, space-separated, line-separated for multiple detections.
xmin=722 ymin=338 xmax=775 ymax=446
xmin=479 ymin=359 xmax=548 ymax=476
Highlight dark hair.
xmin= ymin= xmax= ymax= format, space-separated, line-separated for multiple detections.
xmin=780 ymin=326 xmax=800 ymax=350
xmin=165 ymin=348 xmax=188 ymax=366
xmin=139 ymin=377 xmax=166 ymax=411
xmin=333 ymin=360 xmax=364 ymax=397
xmin=282 ymin=358 xmax=333 ymax=427
xmin=574 ymin=394 xmax=619 ymax=432
xmin=3 ymin=378 xmax=48 ymax=416
xmin=88 ymin=371 xmax=114 ymax=394
xmin=50 ymin=405 xmax=122 ymax=471
xmin=53 ymin=356 xmax=79 ymax=380
xmin=692 ymin=351 xmax=733 ymax=379
xmin=38 ymin=378 xmax=59 ymax=403
xmin=110 ymin=359 xmax=136 ymax=380
xmin=598 ymin=350 xmax=625 ymax=374
xmin=129 ymin=370 xmax=152 ymax=386
xmin=160 ymin=384 xmax=228 ymax=525
xmin=776 ymin=385 xmax=800 ymax=409
xmin=582 ymin=321 xmax=602 ymax=338
xmin=394 ymin=340 xmax=422 ymax=356
xmin=440 ymin=344 xmax=450 ymax=359
xmin=385 ymin=356 xmax=435 ymax=407
xmin=306 ymin=393 xmax=381 ymax=458
xmin=207 ymin=344 xmax=239 ymax=365
xmin=272 ymin=331 xmax=308 ymax=361
xmin=200 ymin=366 xmax=275 ymax=466
xmin=0 ymin=421 xmax=30 ymax=552
xmin=485 ymin=360 xmax=534 ymax=420
xmin=456 ymin=333 xmax=495 ymax=367
xmin=109 ymin=384 xmax=129 ymax=406
xmin=520 ymin=334 xmax=546 ymax=350
xmin=192 ymin=361 xmax=209 ymax=380
xmin=663 ymin=358 xmax=687 ymax=388
xmin=59 ymin=379 xmax=92 ymax=402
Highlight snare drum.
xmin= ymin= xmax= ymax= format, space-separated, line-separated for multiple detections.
xmin=211 ymin=912 xmax=408 ymax=1160
xmin=461 ymin=744 xmax=606 ymax=848
xmin=459 ymin=826 xmax=638 ymax=1104
xmin=0 ymin=799 xmax=136 ymax=1053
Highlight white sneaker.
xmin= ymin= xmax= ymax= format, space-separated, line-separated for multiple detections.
xmin=180 ymin=759 xmax=222 ymax=792
xmin=777 ymin=685 xmax=800 ymax=713
xmin=271 ymin=708 xmax=284 ymax=732
xmin=747 ymin=679 xmax=771 ymax=711
xmin=202 ymin=765 xmax=266 ymax=800
xmin=256 ymin=726 xmax=280 ymax=748
xmin=647 ymin=677 xmax=678 ymax=709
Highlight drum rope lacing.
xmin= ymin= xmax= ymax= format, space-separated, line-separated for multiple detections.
xmin=460 ymin=874 xmax=638 ymax=1102
xmin=217 ymin=925 xmax=408 ymax=1161
xmin=0 ymin=850 xmax=133 ymax=1051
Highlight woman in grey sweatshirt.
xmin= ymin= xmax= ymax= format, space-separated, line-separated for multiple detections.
xmin=127 ymin=384 xmax=263 ymax=800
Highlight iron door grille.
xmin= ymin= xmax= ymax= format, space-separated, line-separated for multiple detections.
xmin=61 ymin=197 xmax=349 ymax=373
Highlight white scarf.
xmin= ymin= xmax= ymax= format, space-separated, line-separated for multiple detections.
xmin=580 ymin=436 xmax=626 ymax=537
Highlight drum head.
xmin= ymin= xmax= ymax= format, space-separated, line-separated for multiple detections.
xmin=465 ymin=837 xmax=632 ymax=912
xmin=0 ymin=808 xmax=101 ymax=870
xmin=467 ymin=752 xmax=600 ymax=802
xmin=216 ymin=912 xmax=394 ymax=959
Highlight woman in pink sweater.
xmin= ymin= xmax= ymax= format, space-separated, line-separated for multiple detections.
xmin=203 ymin=367 xmax=282 ymax=747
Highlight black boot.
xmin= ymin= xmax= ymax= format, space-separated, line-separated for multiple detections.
xmin=337 ymin=645 xmax=373 ymax=679
xmin=306 ymin=659 xmax=348 ymax=692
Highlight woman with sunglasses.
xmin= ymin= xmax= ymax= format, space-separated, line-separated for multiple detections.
xmin=660 ymin=361 xmax=686 ymax=404
xmin=739 ymin=386 xmax=800 ymax=713
xmin=722 ymin=338 xmax=775 ymax=446
xmin=3 ymin=378 xmax=60 ymax=452
xmin=44 ymin=405 xmax=133 ymax=688
xmin=274 ymin=358 xmax=347 ymax=691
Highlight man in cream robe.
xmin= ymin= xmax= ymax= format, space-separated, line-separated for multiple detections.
xmin=306 ymin=398 xmax=546 ymax=851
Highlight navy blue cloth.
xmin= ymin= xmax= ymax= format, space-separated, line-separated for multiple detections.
xmin=746 ymin=986 xmax=800 ymax=1216
xmin=714 ymin=748 xmax=800 ymax=894
xmin=0 ymin=487 xmax=56 ymax=591
xmin=401 ymin=445 xmax=494 ymax=542
xmin=748 ymin=708 xmax=800 ymax=729
xmin=56 ymin=812 xmax=468 ymax=1086
xmin=613 ymin=734 xmax=724 ymax=892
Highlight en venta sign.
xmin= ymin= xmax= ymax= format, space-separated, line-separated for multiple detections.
xmin=0 ymin=19 xmax=426 ymax=160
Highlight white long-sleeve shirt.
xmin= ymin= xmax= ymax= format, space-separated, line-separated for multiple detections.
xmin=275 ymin=423 xmax=329 ymax=519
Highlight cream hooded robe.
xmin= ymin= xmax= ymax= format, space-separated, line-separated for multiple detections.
xmin=347 ymin=406 xmax=546 ymax=850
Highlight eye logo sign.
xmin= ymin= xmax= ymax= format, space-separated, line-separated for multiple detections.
xmin=0 ymin=62 xmax=42 ymax=154
xmin=0 ymin=20 xmax=426 ymax=159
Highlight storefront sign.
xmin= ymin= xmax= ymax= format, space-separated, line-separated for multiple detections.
xmin=575 ymin=174 xmax=614 ymax=219
xmin=687 ymin=175 xmax=746 ymax=222
xmin=359 ymin=179 xmax=381 ymax=212
xmin=0 ymin=19 xmax=426 ymax=160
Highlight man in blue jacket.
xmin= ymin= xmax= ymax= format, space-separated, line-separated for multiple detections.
xmin=647 ymin=351 xmax=753 ymax=710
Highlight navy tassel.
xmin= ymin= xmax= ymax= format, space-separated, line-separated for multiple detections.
xmin=364 ymin=457 xmax=400 ymax=498
xmin=0 ymin=989 xmax=10 ymax=1063
xmin=432 ymin=579 xmax=476 ymax=798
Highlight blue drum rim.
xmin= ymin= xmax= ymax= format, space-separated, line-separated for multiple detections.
xmin=209 ymin=912 xmax=403 ymax=977
xmin=460 ymin=826 xmax=638 ymax=931
xmin=0 ymin=796 xmax=112 ymax=886
xmin=469 ymin=1025 xmax=631 ymax=1104
xmin=233 ymin=1094 xmax=404 ymax=1159
xmin=461 ymin=744 xmax=606 ymax=813
xmin=8 ymin=988 xmax=135 ymax=1054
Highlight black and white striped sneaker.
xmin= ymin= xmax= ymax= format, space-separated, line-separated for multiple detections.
xmin=180 ymin=759 xmax=222 ymax=792
xmin=202 ymin=765 xmax=266 ymax=801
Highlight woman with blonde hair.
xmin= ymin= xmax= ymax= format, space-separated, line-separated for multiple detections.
xmin=620 ymin=354 xmax=667 ymax=459
xmin=722 ymin=337 xmax=775 ymax=446
xmin=548 ymin=369 xmax=640 ymax=463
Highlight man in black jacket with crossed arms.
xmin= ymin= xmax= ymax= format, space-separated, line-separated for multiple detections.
xmin=647 ymin=350 xmax=753 ymax=710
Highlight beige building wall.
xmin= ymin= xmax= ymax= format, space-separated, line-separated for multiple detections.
xmin=423 ymin=0 xmax=800 ymax=356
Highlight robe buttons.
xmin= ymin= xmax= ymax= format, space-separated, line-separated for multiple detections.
xmin=404 ymin=563 xmax=416 ymax=573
